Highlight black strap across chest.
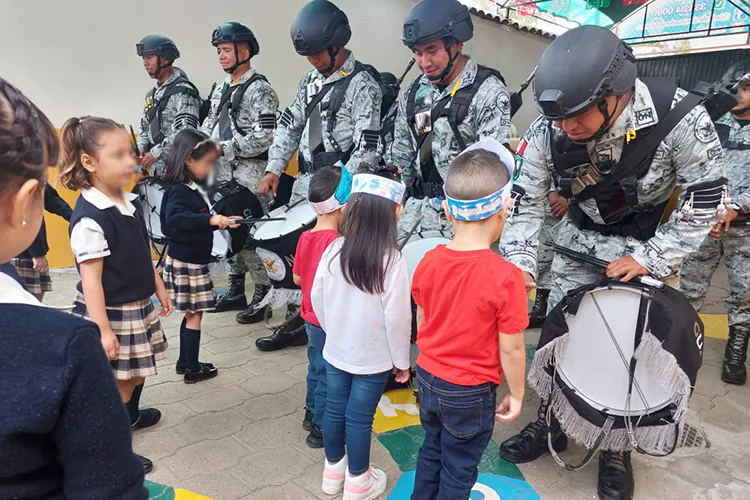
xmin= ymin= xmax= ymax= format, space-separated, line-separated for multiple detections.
xmin=217 ymin=73 xmax=269 ymax=137
xmin=145 ymin=76 xmax=200 ymax=146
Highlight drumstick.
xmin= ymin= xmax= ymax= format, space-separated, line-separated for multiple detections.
xmin=398 ymin=215 xmax=424 ymax=251
xmin=129 ymin=125 xmax=141 ymax=157
xmin=234 ymin=217 xmax=286 ymax=224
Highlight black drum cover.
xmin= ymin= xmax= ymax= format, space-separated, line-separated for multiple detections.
xmin=209 ymin=179 xmax=264 ymax=257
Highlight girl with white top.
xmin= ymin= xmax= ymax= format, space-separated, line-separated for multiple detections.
xmin=311 ymin=165 xmax=412 ymax=500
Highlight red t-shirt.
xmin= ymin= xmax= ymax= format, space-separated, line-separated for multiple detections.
xmin=293 ymin=229 xmax=340 ymax=326
xmin=412 ymin=245 xmax=529 ymax=386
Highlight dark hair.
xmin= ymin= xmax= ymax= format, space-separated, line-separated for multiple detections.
xmin=337 ymin=164 xmax=400 ymax=294
xmin=0 ymin=78 xmax=59 ymax=201
xmin=308 ymin=166 xmax=342 ymax=203
xmin=445 ymin=148 xmax=510 ymax=200
xmin=162 ymin=129 xmax=218 ymax=184
xmin=59 ymin=116 xmax=124 ymax=190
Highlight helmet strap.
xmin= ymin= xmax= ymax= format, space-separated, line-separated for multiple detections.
xmin=321 ymin=46 xmax=341 ymax=76
xmin=730 ymin=105 xmax=750 ymax=116
xmin=224 ymin=42 xmax=251 ymax=74
xmin=153 ymin=56 xmax=174 ymax=80
xmin=427 ymin=39 xmax=458 ymax=83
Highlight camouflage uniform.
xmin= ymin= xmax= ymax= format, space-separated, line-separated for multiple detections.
xmin=536 ymin=206 xmax=559 ymax=290
xmin=501 ymin=79 xmax=726 ymax=309
xmin=391 ymin=56 xmax=511 ymax=238
xmin=680 ymin=113 xmax=750 ymax=328
xmin=137 ymin=67 xmax=201 ymax=176
xmin=266 ymin=51 xmax=382 ymax=204
xmin=201 ymin=68 xmax=280 ymax=286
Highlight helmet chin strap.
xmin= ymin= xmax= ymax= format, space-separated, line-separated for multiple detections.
xmin=427 ymin=39 xmax=458 ymax=83
xmin=571 ymin=97 xmax=622 ymax=144
xmin=730 ymin=105 xmax=750 ymax=116
xmin=321 ymin=46 xmax=341 ymax=76
xmin=224 ymin=42 xmax=251 ymax=74
xmin=152 ymin=57 xmax=173 ymax=80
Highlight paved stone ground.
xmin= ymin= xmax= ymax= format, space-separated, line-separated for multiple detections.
xmin=44 ymin=266 xmax=750 ymax=500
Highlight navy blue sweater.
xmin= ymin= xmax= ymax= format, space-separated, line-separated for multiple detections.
xmin=160 ymin=183 xmax=216 ymax=265
xmin=0 ymin=304 xmax=147 ymax=499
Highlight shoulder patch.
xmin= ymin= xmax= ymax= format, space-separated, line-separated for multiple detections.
xmin=694 ymin=111 xmax=718 ymax=143
xmin=513 ymin=139 xmax=527 ymax=180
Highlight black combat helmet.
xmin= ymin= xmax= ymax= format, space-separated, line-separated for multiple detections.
xmin=401 ymin=0 xmax=474 ymax=48
xmin=534 ymin=25 xmax=637 ymax=124
xmin=136 ymin=35 xmax=180 ymax=79
xmin=212 ymin=22 xmax=260 ymax=73
xmin=290 ymin=0 xmax=351 ymax=57
xmin=720 ymin=59 xmax=750 ymax=115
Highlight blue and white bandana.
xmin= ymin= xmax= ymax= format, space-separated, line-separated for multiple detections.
xmin=310 ymin=163 xmax=353 ymax=215
xmin=444 ymin=138 xmax=516 ymax=221
xmin=352 ymin=173 xmax=406 ymax=205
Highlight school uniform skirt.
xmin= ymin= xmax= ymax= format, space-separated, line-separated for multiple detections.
xmin=163 ymin=256 xmax=217 ymax=313
xmin=71 ymin=293 xmax=168 ymax=380
xmin=10 ymin=257 xmax=51 ymax=294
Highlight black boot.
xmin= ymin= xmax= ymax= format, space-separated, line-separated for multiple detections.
xmin=528 ymin=289 xmax=550 ymax=328
xmin=136 ymin=454 xmax=153 ymax=474
xmin=212 ymin=274 xmax=247 ymax=313
xmin=598 ymin=451 xmax=634 ymax=500
xmin=236 ymin=284 xmax=272 ymax=324
xmin=303 ymin=408 xmax=314 ymax=431
xmin=499 ymin=401 xmax=568 ymax=464
xmin=722 ymin=325 xmax=750 ymax=385
xmin=255 ymin=306 xmax=307 ymax=352
xmin=306 ymin=423 xmax=324 ymax=449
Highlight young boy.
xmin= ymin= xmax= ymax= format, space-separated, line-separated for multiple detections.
xmin=292 ymin=165 xmax=351 ymax=449
xmin=410 ymin=139 xmax=528 ymax=500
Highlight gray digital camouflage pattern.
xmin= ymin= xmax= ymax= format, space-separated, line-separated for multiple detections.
xmin=391 ymin=56 xmax=511 ymax=238
xmin=681 ymin=114 xmax=750 ymax=328
xmin=536 ymin=208 xmax=560 ymax=290
xmin=137 ymin=68 xmax=201 ymax=176
xmin=201 ymin=68 xmax=280 ymax=286
xmin=265 ymin=51 xmax=382 ymax=204
xmin=501 ymin=79 xmax=726 ymax=309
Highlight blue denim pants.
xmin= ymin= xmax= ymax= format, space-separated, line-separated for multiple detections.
xmin=305 ymin=322 xmax=327 ymax=428
xmin=323 ymin=362 xmax=390 ymax=475
xmin=411 ymin=366 xmax=498 ymax=500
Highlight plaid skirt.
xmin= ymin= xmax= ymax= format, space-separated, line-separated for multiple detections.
xmin=163 ymin=256 xmax=216 ymax=313
xmin=11 ymin=257 xmax=51 ymax=294
xmin=71 ymin=293 xmax=168 ymax=380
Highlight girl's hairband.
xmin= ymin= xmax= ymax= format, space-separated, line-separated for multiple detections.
xmin=351 ymin=173 xmax=406 ymax=205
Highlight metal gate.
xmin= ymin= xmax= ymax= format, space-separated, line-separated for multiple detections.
xmin=636 ymin=48 xmax=750 ymax=90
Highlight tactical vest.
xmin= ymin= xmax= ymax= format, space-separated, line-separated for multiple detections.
xmin=144 ymin=76 xmax=200 ymax=147
xmin=405 ymin=65 xmax=506 ymax=198
xmin=715 ymin=121 xmax=750 ymax=150
xmin=216 ymin=74 xmax=275 ymax=161
xmin=551 ymin=78 xmax=678 ymax=240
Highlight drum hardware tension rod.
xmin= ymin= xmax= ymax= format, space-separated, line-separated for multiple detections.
xmin=398 ymin=216 xmax=424 ymax=251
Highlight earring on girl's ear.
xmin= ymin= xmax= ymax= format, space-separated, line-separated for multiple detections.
xmin=21 ymin=220 xmax=27 ymax=226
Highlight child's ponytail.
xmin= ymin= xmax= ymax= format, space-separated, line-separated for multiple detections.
xmin=59 ymin=116 xmax=123 ymax=191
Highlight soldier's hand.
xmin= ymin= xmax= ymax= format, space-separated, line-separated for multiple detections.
xmin=141 ymin=152 xmax=156 ymax=172
xmin=606 ymin=255 xmax=649 ymax=282
xmin=549 ymin=192 xmax=568 ymax=219
xmin=258 ymin=172 xmax=280 ymax=197
xmin=522 ymin=271 xmax=536 ymax=298
xmin=710 ymin=207 xmax=738 ymax=238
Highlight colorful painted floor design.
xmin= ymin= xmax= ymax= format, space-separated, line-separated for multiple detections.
xmin=390 ymin=472 xmax=541 ymax=500
xmin=145 ymin=480 xmax=212 ymax=500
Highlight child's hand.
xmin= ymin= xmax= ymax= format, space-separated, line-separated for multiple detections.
xmin=32 ymin=256 xmax=49 ymax=274
xmin=394 ymin=368 xmax=411 ymax=383
xmin=495 ymin=394 xmax=523 ymax=422
xmin=522 ymin=272 xmax=536 ymax=298
xmin=210 ymin=215 xmax=242 ymax=229
xmin=156 ymin=287 xmax=173 ymax=317
xmin=100 ymin=328 xmax=120 ymax=361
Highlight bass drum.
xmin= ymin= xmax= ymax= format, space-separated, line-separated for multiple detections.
xmin=209 ymin=179 xmax=264 ymax=257
xmin=133 ymin=177 xmax=167 ymax=245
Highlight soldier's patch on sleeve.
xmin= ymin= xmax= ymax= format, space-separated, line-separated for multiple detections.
xmin=513 ymin=139 xmax=527 ymax=180
xmin=497 ymin=92 xmax=510 ymax=113
xmin=707 ymin=145 xmax=722 ymax=160
xmin=367 ymin=86 xmax=380 ymax=104
xmin=694 ymin=111 xmax=718 ymax=143
xmin=173 ymin=113 xmax=199 ymax=131
xmin=280 ymin=108 xmax=294 ymax=129
xmin=259 ymin=114 xmax=277 ymax=130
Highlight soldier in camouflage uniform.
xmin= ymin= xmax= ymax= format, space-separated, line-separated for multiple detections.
xmin=498 ymin=27 xmax=726 ymax=500
xmin=201 ymin=22 xmax=279 ymax=323
xmin=255 ymin=0 xmax=381 ymax=352
xmin=529 ymin=191 xmax=567 ymax=327
xmin=135 ymin=35 xmax=201 ymax=177
xmin=391 ymin=0 xmax=511 ymax=240
xmin=681 ymin=62 xmax=750 ymax=385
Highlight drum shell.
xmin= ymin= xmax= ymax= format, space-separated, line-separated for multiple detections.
xmin=133 ymin=177 xmax=167 ymax=244
xmin=209 ymin=179 xmax=264 ymax=257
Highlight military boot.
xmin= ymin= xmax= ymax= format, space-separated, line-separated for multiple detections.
xmin=213 ymin=274 xmax=247 ymax=313
xmin=722 ymin=325 xmax=750 ymax=385
xmin=499 ymin=401 xmax=568 ymax=463
xmin=528 ymin=288 xmax=550 ymax=328
xmin=255 ymin=305 xmax=307 ymax=352
xmin=598 ymin=451 xmax=634 ymax=500
xmin=236 ymin=284 xmax=272 ymax=324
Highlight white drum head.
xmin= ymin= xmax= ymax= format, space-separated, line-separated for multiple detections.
xmin=136 ymin=181 xmax=166 ymax=240
xmin=212 ymin=230 xmax=230 ymax=259
xmin=253 ymin=203 xmax=317 ymax=241
xmin=557 ymin=286 xmax=673 ymax=416
xmin=401 ymin=232 xmax=450 ymax=282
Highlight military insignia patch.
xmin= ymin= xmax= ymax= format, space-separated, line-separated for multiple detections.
xmin=514 ymin=139 xmax=527 ymax=180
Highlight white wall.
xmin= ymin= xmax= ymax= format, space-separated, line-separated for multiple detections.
xmin=0 ymin=0 xmax=549 ymax=132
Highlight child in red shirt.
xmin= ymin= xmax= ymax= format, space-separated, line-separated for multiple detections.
xmin=411 ymin=140 xmax=528 ymax=500
xmin=292 ymin=165 xmax=351 ymax=449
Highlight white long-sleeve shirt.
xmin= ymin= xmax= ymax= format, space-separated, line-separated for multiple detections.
xmin=311 ymin=239 xmax=412 ymax=375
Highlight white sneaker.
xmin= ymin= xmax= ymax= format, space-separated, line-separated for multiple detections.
xmin=343 ymin=466 xmax=387 ymax=500
xmin=322 ymin=456 xmax=347 ymax=495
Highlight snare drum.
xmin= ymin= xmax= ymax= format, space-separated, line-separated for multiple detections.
xmin=134 ymin=177 xmax=167 ymax=244
xmin=401 ymin=231 xmax=451 ymax=281
xmin=251 ymin=202 xmax=317 ymax=289
xmin=209 ymin=179 xmax=264 ymax=257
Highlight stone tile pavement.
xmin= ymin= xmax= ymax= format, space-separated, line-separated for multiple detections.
xmin=42 ymin=267 xmax=750 ymax=500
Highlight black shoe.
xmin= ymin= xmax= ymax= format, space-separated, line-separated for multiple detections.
xmin=722 ymin=325 xmax=749 ymax=385
xmin=212 ymin=274 xmax=247 ymax=313
xmin=306 ymin=424 xmax=324 ymax=449
xmin=184 ymin=364 xmax=219 ymax=384
xmin=303 ymin=408 xmax=313 ymax=431
xmin=236 ymin=284 xmax=272 ymax=324
xmin=137 ymin=454 xmax=153 ymax=474
xmin=255 ymin=310 xmax=307 ymax=352
xmin=528 ymin=289 xmax=550 ymax=329
xmin=499 ymin=402 xmax=568 ymax=464
xmin=131 ymin=408 xmax=162 ymax=431
xmin=176 ymin=360 xmax=216 ymax=375
xmin=598 ymin=451 xmax=634 ymax=500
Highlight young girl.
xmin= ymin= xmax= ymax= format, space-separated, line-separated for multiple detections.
xmin=160 ymin=128 xmax=239 ymax=384
xmin=292 ymin=165 xmax=351 ymax=449
xmin=60 ymin=116 xmax=173 ymax=474
xmin=311 ymin=166 xmax=412 ymax=500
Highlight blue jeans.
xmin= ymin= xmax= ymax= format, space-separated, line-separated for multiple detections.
xmin=305 ymin=323 xmax=327 ymax=428
xmin=411 ymin=366 xmax=498 ymax=500
xmin=323 ymin=362 xmax=390 ymax=475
